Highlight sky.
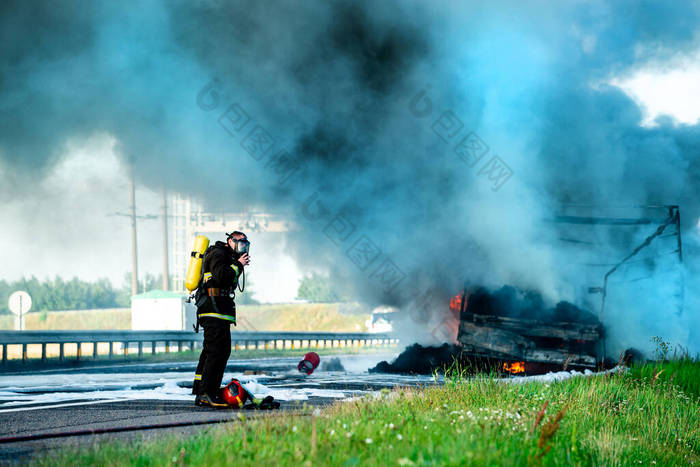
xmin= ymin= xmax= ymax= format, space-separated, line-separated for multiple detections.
xmin=612 ymin=51 xmax=700 ymax=127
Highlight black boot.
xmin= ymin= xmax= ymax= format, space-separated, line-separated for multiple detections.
xmin=195 ymin=393 xmax=229 ymax=408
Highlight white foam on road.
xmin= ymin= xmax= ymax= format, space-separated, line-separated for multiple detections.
xmin=499 ymin=366 xmax=622 ymax=384
xmin=0 ymin=372 xmax=190 ymax=394
xmin=239 ymin=378 xmax=352 ymax=401
xmin=0 ymin=353 xmax=436 ymax=409
xmin=0 ymin=355 xmax=614 ymax=411
xmin=501 ymin=369 xmax=595 ymax=383
xmin=0 ymin=368 xmax=402 ymax=408
xmin=0 ymin=380 xmax=194 ymax=408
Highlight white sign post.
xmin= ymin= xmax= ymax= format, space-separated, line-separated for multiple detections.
xmin=8 ymin=291 xmax=32 ymax=331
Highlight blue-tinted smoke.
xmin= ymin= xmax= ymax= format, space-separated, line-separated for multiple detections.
xmin=1 ymin=0 xmax=699 ymax=355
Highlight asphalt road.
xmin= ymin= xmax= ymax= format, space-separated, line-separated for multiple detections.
xmin=0 ymin=399 xmax=321 ymax=464
xmin=0 ymin=353 xmax=436 ymax=464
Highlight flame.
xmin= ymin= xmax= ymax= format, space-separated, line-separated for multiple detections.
xmin=449 ymin=294 xmax=463 ymax=312
xmin=503 ymin=361 xmax=526 ymax=374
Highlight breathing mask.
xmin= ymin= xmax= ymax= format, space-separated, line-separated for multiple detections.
xmin=227 ymin=233 xmax=250 ymax=258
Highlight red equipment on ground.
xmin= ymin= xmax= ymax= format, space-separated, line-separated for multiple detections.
xmin=298 ymin=352 xmax=320 ymax=375
xmin=221 ymin=379 xmax=248 ymax=408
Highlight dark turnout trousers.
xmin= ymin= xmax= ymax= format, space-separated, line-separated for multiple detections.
xmin=193 ymin=317 xmax=232 ymax=397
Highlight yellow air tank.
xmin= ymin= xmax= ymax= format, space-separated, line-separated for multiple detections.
xmin=185 ymin=235 xmax=210 ymax=292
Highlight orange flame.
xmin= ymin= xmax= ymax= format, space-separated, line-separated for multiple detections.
xmin=503 ymin=361 xmax=526 ymax=374
xmin=449 ymin=295 xmax=463 ymax=312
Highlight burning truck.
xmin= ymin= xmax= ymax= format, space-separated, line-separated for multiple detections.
xmin=454 ymin=286 xmax=603 ymax=374
xmin=373 ymin=205 xmax=685 ymax=373
xmin=372 ymin=286 xmax=604 ymax=375
xmin=452 ymin=204 xmax=683 ymax=374
xmin=372 ymin=205 xmax=682 ymax=375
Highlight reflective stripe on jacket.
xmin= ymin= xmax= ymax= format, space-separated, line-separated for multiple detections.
xmin=197 ymin=241 xmax=243 ymax=323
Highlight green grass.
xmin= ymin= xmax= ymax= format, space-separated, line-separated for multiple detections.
xmin=237 ymin=302 xmax=369 ymax=332
xmin=35 ymin=360 xmax=700 ymax=466
xmin=0 ymin=303 xmax=369 ymax=332
xmin=628 ymin=357 xmax=700 ymax=399
xmin=0 ymin=308 xmax=130 ymax=330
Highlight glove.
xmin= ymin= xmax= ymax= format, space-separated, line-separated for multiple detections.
xmin=244 ymin=395 xmax=280 ymax=410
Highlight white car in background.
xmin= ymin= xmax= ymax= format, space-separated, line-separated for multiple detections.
xmin=365 ymin=306 xmax=399 ymax=333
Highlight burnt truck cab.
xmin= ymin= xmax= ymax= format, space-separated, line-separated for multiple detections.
xmin=455 ymin=286 xmax=602 ymax=370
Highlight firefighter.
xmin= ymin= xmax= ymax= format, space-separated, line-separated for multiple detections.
xmin=192 ymin=231 xmax=250 ymax=408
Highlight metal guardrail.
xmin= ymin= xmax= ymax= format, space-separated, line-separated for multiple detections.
xmin=0 ymin=330 xmax=397 ymax=364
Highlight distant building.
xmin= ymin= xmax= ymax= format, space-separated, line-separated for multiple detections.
xmin=169 ymin=194 xmax=293 ymax=293
xmin=131 ymin=290 xmax=196 ymax=330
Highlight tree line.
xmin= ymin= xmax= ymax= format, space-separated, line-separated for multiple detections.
xmin=0 ymin=271 xmax=338 ymax=313
xmin=0 ymin=274 xmax=168 ymax=314
xmin=296 ymin=273 xmax=347 ymax=303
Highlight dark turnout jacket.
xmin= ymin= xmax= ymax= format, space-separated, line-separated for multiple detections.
xmin=197 ymin=241 xmax=244 ymax=324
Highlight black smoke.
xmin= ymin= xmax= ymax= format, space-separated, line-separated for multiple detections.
xmin=2 ymin=0 xmax=700 ymax=356
xmin=465 ymin=286 xmax=599 ymax=324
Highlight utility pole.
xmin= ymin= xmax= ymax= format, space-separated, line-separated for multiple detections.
xmin=130 ymin=170 xmax=139 ymax=297
xmin=162 ymin=190 xmax=169 ymax=291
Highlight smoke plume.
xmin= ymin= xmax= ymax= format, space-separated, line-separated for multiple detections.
xmin=2 ymin=0 xmax=699 ymax=356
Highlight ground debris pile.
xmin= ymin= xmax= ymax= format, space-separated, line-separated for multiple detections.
xmin=369 ymin=343 xmax=460 ymax=374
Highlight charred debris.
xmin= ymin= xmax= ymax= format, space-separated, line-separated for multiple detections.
xmin=371 ymin=286 xmax=608 ymax=376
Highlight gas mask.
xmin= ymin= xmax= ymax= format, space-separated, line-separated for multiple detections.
xmin=228 ymin=235 xmax=250 ymax=259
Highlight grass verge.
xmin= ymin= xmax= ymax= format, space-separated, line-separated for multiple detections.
xmin=36 ymin=360 xmax=699 ymax=466
xmin=0 ymin=303 xmax=369 ymax=332
xmin=0 ymin=308 xmax=130 ymax=330
xmin=628 ymin=356 xmax=700 ymax=399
